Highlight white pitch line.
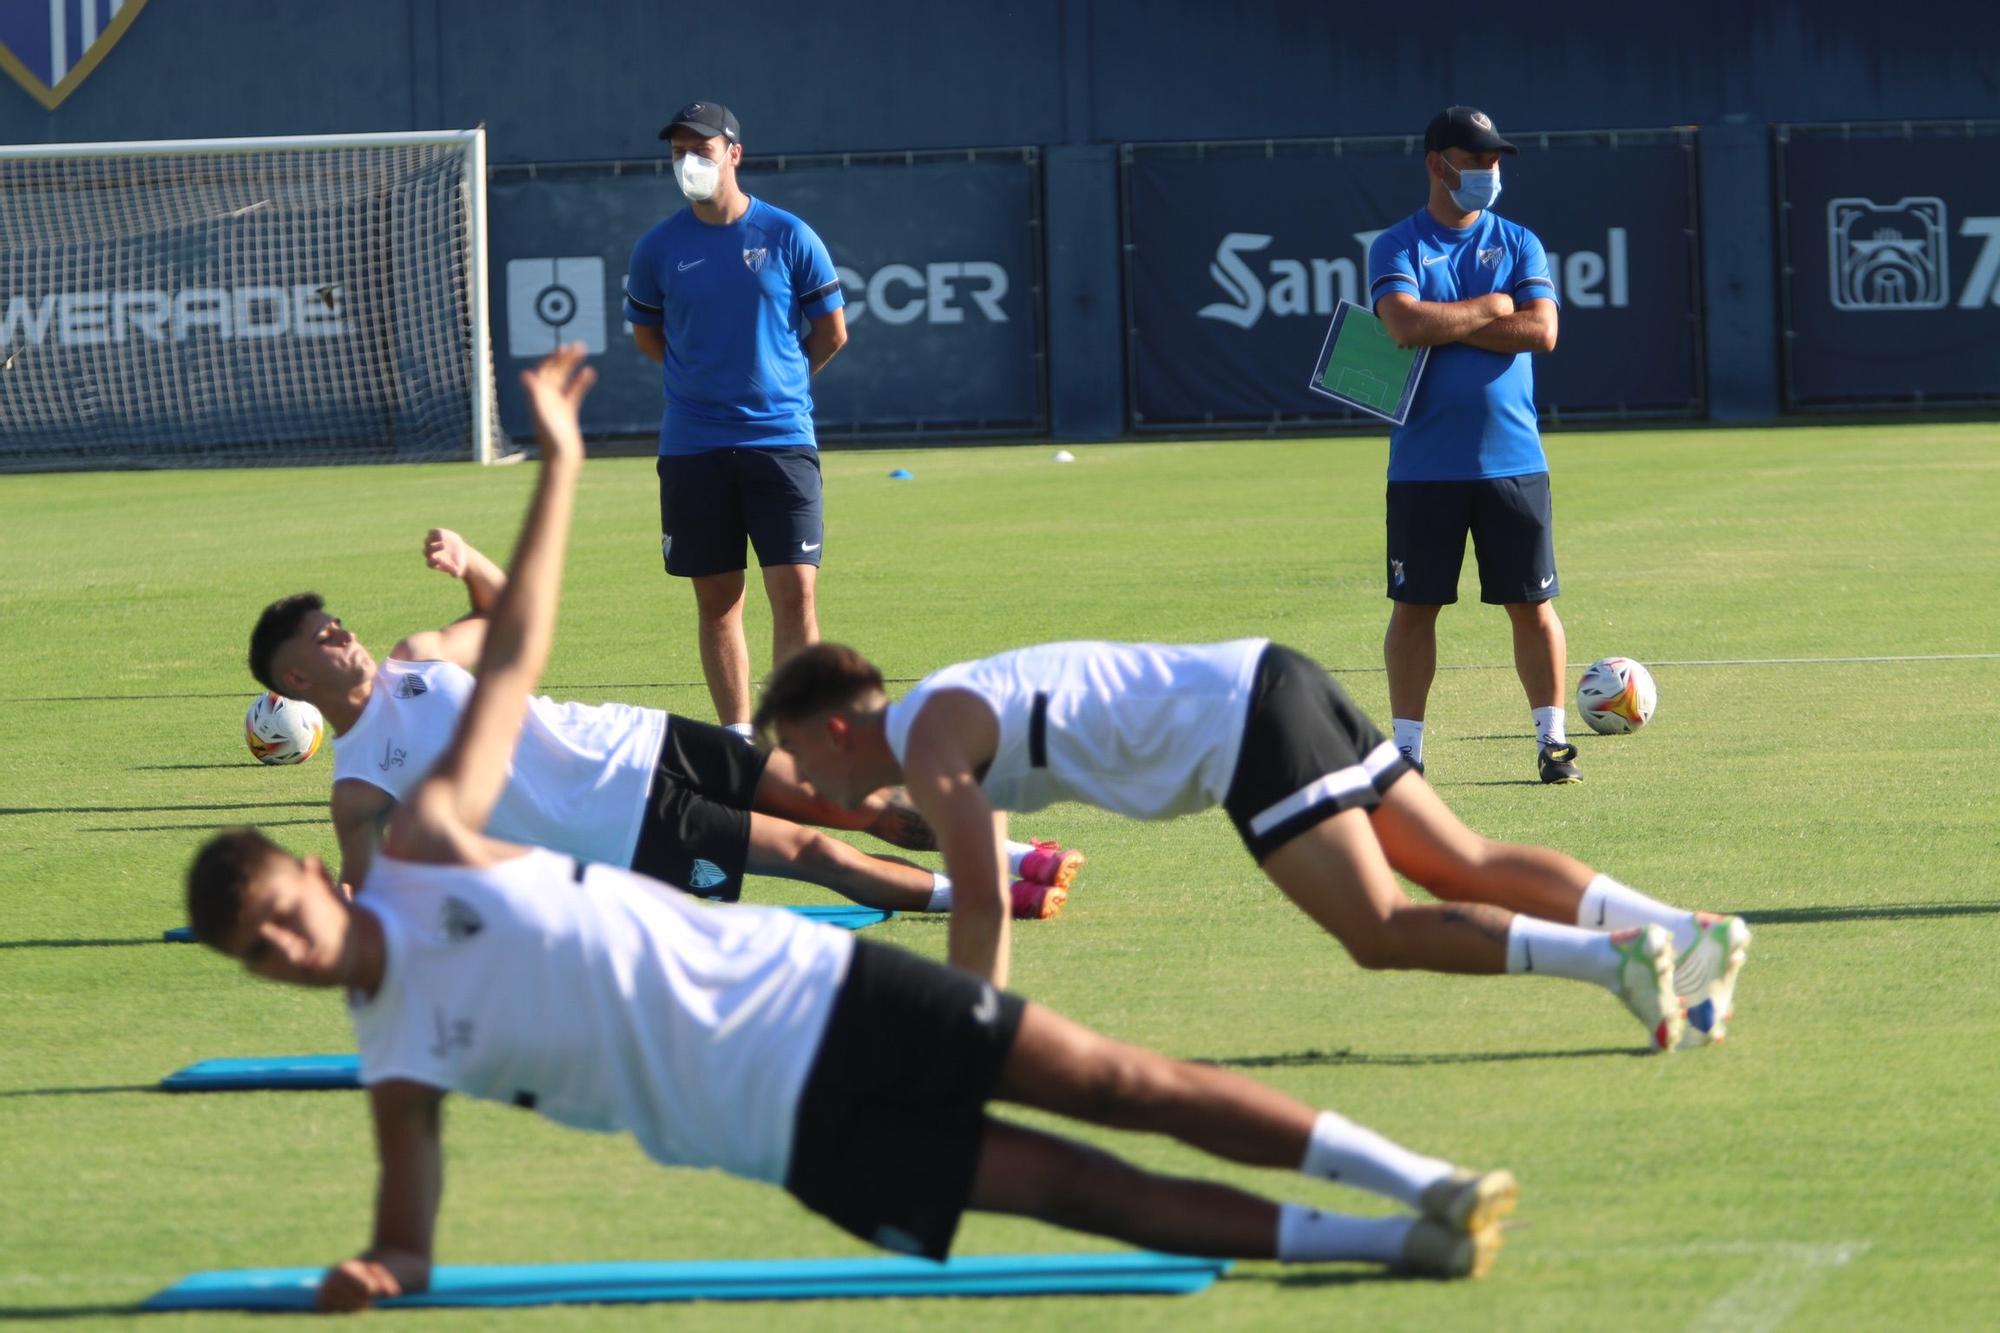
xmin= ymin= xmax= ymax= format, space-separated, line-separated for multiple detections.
xmin=1688 ymin=1241 xmax=1870 ymax=1333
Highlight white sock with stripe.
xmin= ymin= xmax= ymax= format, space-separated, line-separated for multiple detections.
xmin=1277 ymin=1203 xmax=1414 ymax=1263
xmin=1505 ymin=915 xmax=1621 ymax=988
xmin=1299 ymin=1110 xmax=1453 ymax=1207
xmin=925 ymin=873 xmax=953 ymax=913
xmin=1532 ymin=706 xmax=1566 ymax=748
xmin=1392 ymin=718 xmax=1425 ymax=766
xmin=1576 ymin=873 xmax=1697 ymax=952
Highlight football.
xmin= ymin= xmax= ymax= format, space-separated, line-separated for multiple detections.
xmin=1576 ymin=657 xmax=1657 ymax=735
xmin=244 ymin=692 xmax=326 ymax=765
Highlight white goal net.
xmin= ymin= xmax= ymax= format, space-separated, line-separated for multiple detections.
xmin=0 ymin=129 xmax=497 ymax=472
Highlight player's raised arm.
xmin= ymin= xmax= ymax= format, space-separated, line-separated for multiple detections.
xmin=389 ymin=530 xmax=507 ymax=668
xmin=390 ymin=344 xmax=594 ymax=848
xmin=901 ymin=691 xmax=1012 ymax=985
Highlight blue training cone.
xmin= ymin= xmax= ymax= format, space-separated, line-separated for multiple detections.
xmin=888 ymin=467 xmax=913 ymax=479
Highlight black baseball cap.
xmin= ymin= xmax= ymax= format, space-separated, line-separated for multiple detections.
xmin=1424 ymin=106 xmax=1517 ymax=156
xmin=660 ymin=101 xmax=740 ymax=143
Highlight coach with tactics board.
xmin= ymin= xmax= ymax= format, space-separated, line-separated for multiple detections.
xmin=626 ymin=100 xmax=849 ymax=739
xmin=1367 ymin=106 xmax=1578 ymax=785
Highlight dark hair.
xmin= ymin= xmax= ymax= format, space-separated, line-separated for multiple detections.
xmin=753 ymin=642 xmax=885 ymax=735
xmin=186 ymin=827 xmax=285 ymax=951
xmin=248 ymin=592 xmax=324 ymax=695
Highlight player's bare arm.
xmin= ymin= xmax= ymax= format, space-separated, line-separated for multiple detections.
xmin=632 ymin=324 xmax=666 ymax=363
xmin=318 ymin=1079 xmax=445 ymax=1312
xmin=1458 ymin=298 xmax=1558 ymax=355
xmin=804 ymin=306 xmax=848 ymax=375
xmin=331 ymin=778 xmax=396 ymax=893
xmin=384 ymin=345 xmax=592 ymax=863
xmin=1376 ymin=290 xmax=1514 ymax=348
xmin=387 ymin=530 xmax=505 ymax=667
xmin=901 ymin=690 xmax=1011 ymax=985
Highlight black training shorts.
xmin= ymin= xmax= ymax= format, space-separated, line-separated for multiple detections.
xmin=657 ymin=447 xmax=824 ymax=579
xmin=1385 ymin=472 xmax=1558 ymax=605
xmin=785 ymin=940 xmax=1026 ymax=1261
xmin=1222 ymin=644 xmax=1415 ymax=861
xmin=626 ymin=716 xmax=770 ymax=902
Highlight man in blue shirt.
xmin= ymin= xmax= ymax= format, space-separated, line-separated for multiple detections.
xmin=1367 ymin=106 xmax=1579 ymax=785
xmin=626 ymin=101 xmax=848 ymax=738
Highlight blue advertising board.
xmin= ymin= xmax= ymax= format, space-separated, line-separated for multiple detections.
xmin=489 ymin=150 xmax=1045 ymax=443
xmin=1122 ymin=131 xmax=1703 ymax=429
xmin=1777 ymin=121 xmax=2000 ymax=408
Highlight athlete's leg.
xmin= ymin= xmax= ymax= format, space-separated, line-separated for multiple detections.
xmin=745 ymin=812 xmax=938 ymax=912
xmin=1260 ymin=807 xmax=1512 ymax=973
xmin=984 ymin=1003 xmax=1505 ymax=1252
xmin=691 ymin=571 xmax=752 ymax=727
xmin=1369 ymin=773 xmax=1593 ymax=922
xmin=1504 ymin=599 xmax=1565 ymax=713
xmin=761 ymin=561 xmax=819 ymax=673
xmin=1384 ymin=601 xmax=1443 ymax=722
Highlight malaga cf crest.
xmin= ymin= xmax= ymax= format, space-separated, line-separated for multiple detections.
xmin=0 ymin=0 xmax=150 ymax=110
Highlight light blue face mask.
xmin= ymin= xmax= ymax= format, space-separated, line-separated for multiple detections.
xmin=1442 ymin=158 xmax=1502 ymax=213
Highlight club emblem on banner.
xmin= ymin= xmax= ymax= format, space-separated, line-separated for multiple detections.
xmin=0 ymin=0 xmax=151 ymax=110
xmin=1827 ymin=196 xmax=1949 ymax=311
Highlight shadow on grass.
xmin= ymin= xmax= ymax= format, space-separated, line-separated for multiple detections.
xmin=0 ymin=1304 xmax=146 ymax=1321
xmin=0 ymin=1083 xmax=158 ymax=1099
xmin=1230 ymin=1268 xmax=1415 ymax=1290
xmin=0 ymin=937 xmax=160 ymax=950
xmin=1740 ymin=902 xmax=2000 ymax=926
xmin=1193 ymin=1046 xmax=1642 ymax=1070
xmin=1 ymin=800 xmax=323 ymax=816
xmin=130 ymin=763 xmax=261 ymax=771
xmin=83 ymin=817 xmax=325 ymax=833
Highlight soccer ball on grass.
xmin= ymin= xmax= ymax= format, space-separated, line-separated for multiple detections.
xmin=1576 ymin=657 xmax=1657 ymax=735
xmin=244 ymin=692 xmax=326 ymax=765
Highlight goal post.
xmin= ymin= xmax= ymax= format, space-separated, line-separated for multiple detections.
xmin=0 ymin=128 xmax=499 ymax=472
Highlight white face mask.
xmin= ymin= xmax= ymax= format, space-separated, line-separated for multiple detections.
xmin=675 ymin=152 xmax=721 ymax=203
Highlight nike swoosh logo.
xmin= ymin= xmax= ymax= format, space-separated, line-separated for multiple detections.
xmin=800 ymin=541 xmax=821 ymax=552
xmin=1596 ymin=901 xmax=1606 ymax=927
xmin=1421 ymin=254 xmax=1447 ymax=266
xmin=1522 ymin=939 xmax=1534 ymax=972
xmin=676 ymin=259 xmax=705 ymax=271
xmin=1539 ymin=574 xmax=1555 ymax=588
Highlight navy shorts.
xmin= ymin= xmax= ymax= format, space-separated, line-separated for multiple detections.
xmin=657 ymin=447 xmax=824 ymax=578
xmin=1222 ymin=645 xmax=1414 ymax=861
xmin=1385 ymin=472 xmax=1558 ymax=605
xmin=626 ymin=716 xmax=770 ymax=903
xmin=785 ymin=940 xmax=1025 ymax=1261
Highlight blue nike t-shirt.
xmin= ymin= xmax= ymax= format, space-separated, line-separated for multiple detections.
xmin=624 ymin=197 xmax=845 ymax=455
xmin=1367 ymin=209 xmax=1559 ymax=482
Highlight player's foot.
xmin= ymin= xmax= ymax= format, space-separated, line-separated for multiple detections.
xmin=1611 ymin=924 xmax=1683 ymax=1053
xmin=1009 ymin=879 xmax=1068 ymax=920
xmin=1538 ymin=742 xmax=1582 ymax=784
xmin=1398 ymin=1218 xmax=1503 ymax=1279
xmin=1420 ymin=1168 xmax=1519 ymax=1234
xmin=1017 ymin=838 xmax=1084 ymax=889
xmin=1674 ymin=913 xmax=1752 ymax=1048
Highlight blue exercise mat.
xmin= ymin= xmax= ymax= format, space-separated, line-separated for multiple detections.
xmin=142 ymin=1253 xmax=1230 ymax=1311
xmin=159 ymin=1055 xmax=359 ymax=1092
xmin=162 ymin=902 xmax=891 ymax=944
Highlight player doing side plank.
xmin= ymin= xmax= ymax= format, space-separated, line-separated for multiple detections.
xmin=245 ymin=547 xmax=1080 ymax=918
xmin=756 ymin=639 xmax=1752 ymax=1052
xmin=186 ymin=346 xmax=1517 ymax=1312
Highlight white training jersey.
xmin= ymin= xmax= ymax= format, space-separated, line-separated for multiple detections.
xmin=332 ymin=658 xmax=667 ymax=867
xmin=885 ymin=639 xmax=1269 ymax=821
xmin=350 ymin=847 xmax=853 ymax=1184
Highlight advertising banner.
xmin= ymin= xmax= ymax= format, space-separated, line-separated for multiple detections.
xmin=1122 ymin=131 xmax=1703 ymax=429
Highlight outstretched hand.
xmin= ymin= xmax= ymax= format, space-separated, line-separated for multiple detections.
xmin=424 ymin=528 xmax=470 ymax=578
xmin=316 ymin=1257 xmax=402 ymax=1313
xmin=518 ymin=343 xmax=595 ymax=464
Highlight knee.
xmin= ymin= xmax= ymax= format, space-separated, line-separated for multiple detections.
xmin=1030 ymin=1141 xmax=1130 ymax=1230
xmin=1340 ymin=912 xmax=1418 ymax=971
xmin=693 ymin=587 xmax=744 ymax=624
xmin=790 ymin=829 xmax=847 ymax=875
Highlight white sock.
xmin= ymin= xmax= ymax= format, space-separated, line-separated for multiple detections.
xmin=1506 ymin=915 xmax=1621 ymax=988
xmin=1300 ymin=1110 xmax=1453 ymax=1208
xmin=1532 ymin=706 xmax=1566 ymax=748
xmin=1577 ymin=873 xmax=1697 ymax=952
xmin=1391 ymin=718 xmax=1425 ymax=766
xmin=1003 ymin=840 xmax=1036 ymax=876
xmin=724 ymin=721 xmax=756 ymax=742
xmin=925 ymin=873 xmax=953 ymax=913
xmin=1277 ymin=1203 xmax=1414 ymax=1264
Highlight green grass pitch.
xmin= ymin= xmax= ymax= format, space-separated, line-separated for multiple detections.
xmin=2 ymin=420 xmax=1997 ymax=1328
